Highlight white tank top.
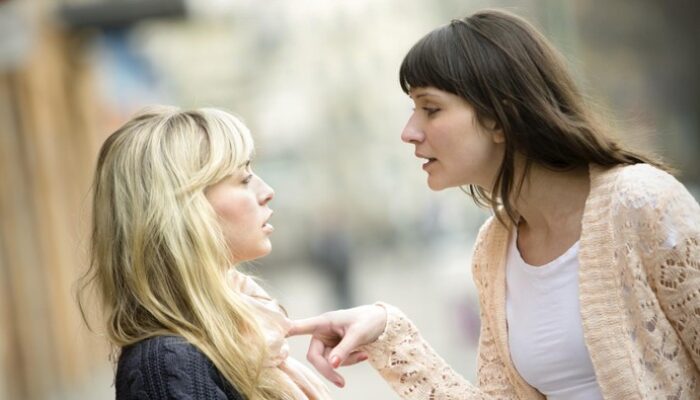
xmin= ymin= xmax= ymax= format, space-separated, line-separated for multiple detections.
xmin=505 ymin=231 xmax=603 ymax=400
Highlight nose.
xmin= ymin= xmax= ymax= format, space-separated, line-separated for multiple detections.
xmin=401 ymin=113 xmax=424 ymax=143
xmin=258 ymin=178 xmax=274 ymax=205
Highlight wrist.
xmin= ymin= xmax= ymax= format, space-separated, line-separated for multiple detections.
xmin=370 ymin=302 xmax=389 ymax=342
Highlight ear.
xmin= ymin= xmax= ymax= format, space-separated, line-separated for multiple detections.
xmin=492 ymin=129 xmax=505 ymax=144
xmin=481 ymin=117 xmax=505 ymax=143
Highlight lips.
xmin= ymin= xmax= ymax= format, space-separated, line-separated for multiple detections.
xmin=262 ymin=211 xmax=274 ymax=233
xmin=415 ymin=152 xmax=436 ymax=161
xmin=415 ymin=152 xmax=437 ymax=170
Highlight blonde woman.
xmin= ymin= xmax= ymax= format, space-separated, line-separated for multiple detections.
xmin=78 ymin=106 xmax=333 ymax=400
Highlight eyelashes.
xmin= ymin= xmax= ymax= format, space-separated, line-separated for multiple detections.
xmin=423 ymin=107 xmax=440 ymax=116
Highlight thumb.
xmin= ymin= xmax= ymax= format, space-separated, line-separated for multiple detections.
xmin=328 ymin=333 xmax=363 ymax=369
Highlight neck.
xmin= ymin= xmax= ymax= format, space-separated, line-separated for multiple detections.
xmin=511 ymin=161 xmax=590 ymax=236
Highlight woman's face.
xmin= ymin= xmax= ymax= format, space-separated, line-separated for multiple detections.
xmin=205 ymin=161 xmax=275 ymax=263
xmin=401 ymin=87 xmax=505 ymax=190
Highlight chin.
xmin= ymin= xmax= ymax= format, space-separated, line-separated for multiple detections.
xmin=258 ymin=242 xmax=272 ymax=258
xmin=426 ymin=178 xmax=448 ymax=191
xmin=234 ymin=242 xmax=272 ymax=263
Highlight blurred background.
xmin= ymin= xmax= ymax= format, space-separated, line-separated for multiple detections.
xmin=0 ymin=0 xmax=698 ymax=399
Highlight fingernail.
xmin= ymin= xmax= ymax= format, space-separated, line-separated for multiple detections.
xmin=330 ymin=355 xmax=340 ymax=368
xmin=335 ymin=378 xmax=344 ymax=388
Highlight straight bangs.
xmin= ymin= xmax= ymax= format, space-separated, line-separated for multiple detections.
xmin=180 ymin=108 xmax=255 ymax=194
xmin=399 ymin=21 xmax=500 ymax=117
xmin=399 ymin=25 xmax=465 ymax=96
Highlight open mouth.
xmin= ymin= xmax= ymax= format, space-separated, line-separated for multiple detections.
xmin=262 ymin=212 xmax=274 ymax=232
xmin=415 ymin=152 xmax=437 ymax=170
xmin=262 ymin=222 xmax=274 ymax=233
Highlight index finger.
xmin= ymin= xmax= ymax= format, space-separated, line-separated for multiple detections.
xmin=287 ymin=316 xmax=326 ymax=337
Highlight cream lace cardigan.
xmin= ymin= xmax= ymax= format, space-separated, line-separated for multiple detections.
xmin=365 ymin=164 xmax=700 ymax=399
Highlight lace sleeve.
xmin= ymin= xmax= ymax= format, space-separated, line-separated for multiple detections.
xmin=647 ymin=178 xmax=700 ymax=370
xmin=363 ymin=303 xmax=500 ymax=400
xmin=360 ymin=216 xmax=525 ymax=399
xmin=473 ymin=306 xmax=521 ymax=398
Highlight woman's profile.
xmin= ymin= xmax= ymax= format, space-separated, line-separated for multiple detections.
xmin=78 ymin=106 xmax=332 ymax=400
xmin=290 ymin=9 xmax=700 ymax=400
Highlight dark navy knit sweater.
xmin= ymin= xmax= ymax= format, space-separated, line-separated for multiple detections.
xmin=116 ymin=335 xmax=244 ymax=400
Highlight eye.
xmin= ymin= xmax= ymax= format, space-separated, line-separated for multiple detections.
xmin=423 ymin=107 xmax=440 ymax=116
xmin=242 ymin=173 xmax=253 ymax=184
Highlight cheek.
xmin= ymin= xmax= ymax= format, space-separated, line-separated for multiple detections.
xmin=216 ymin=197 xmax=257 ymax=229
xmin=432 ymin=119 xmax=469 ymax=151
xmin=206 ymin=188 xmax=255 ymax=231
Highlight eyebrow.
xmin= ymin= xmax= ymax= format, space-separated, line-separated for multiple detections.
xmin=237 ymin=159 xmax=251 ymax=168
xmin=412 ymin=92 xmax=440 ymax=100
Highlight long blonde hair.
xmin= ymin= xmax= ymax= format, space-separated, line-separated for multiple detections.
xmin=78 ymin=106 xmax=292 ymax=399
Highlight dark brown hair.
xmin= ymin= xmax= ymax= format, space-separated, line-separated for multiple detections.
xmin=399 ymin=9 xmax=668 ymax=224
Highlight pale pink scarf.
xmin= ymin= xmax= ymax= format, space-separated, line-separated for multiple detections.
xmin=227 ymin=270 xmax=332 ymax=400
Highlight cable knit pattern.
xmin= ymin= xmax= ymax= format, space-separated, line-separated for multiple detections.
xmin=364 ymin=164 xmax=700 ymax=399
xmin=116 ymin=336 xmax=244 ymax=400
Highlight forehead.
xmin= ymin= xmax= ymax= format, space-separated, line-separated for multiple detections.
xmin=227 ymin=158 xmax=251 ymax=177
xmin=409 ymin=87 xmax=450 ymax=101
